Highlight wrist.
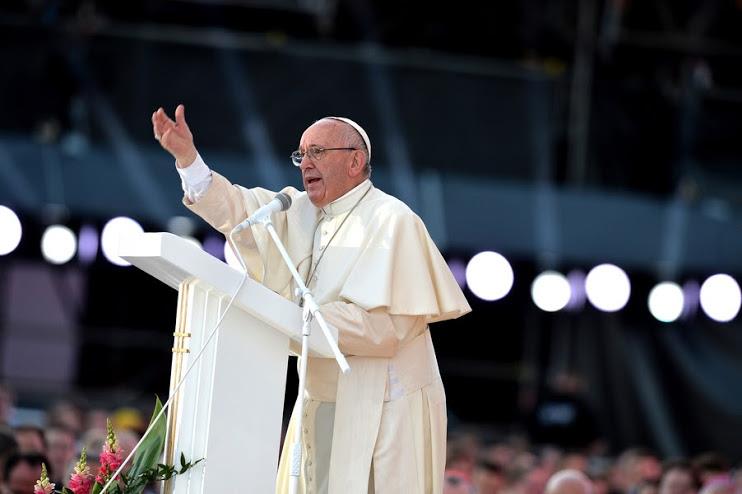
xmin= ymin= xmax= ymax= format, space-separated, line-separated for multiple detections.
xmin=176 ymin=149 xmax=198 ymax=168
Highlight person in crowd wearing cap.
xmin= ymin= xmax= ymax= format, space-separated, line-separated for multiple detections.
xmin=152 ymin=105 xmax=470 ymax=493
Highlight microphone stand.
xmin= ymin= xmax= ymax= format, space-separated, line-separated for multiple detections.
xmin=253 ymin=216 xmax=350 ymax=494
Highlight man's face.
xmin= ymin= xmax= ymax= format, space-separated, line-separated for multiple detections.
xmin=14 ymin=430 xmax=44 ymax=454
xmin=298 ymin=120 xmax=358 ymax=208
xmin=659 ymin=469 xmax=694 ymax=494
xmin=46 ymin=429 xmax=76 ymax=471
xmin=7 ymin=461 xmax=42 ymax=494
xmin=475 ymin=470 xmax=506 ymax=494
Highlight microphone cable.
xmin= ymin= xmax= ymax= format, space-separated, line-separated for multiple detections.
xmin=100 ymin=226 xmax=249 ymax=493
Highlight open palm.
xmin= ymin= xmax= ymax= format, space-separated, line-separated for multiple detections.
xmin=152 ymin=104 xmax=197 ymax=167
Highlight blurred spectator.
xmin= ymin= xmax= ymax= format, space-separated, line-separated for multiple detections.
xmin=733 ymin=464 xmax=742 ymax=494
xmin=444 ymin=469 xmax=475 ymax=494
xmin=591 ymin=472 xmax=611 ymax=494
xmin=635 ymin=480 xmax=659 ymax=494
xmin=482 ymin=440 xmax=518 ymax=469
xmin=115 ymin=428 xmax=141 ymax=472
xmin=1 ymin=452 xmax=48 ymax=494
xmin=526 ymin=463 xmax=555 ymax=494
xmin=587 ymin=454 xmax=613 ymax=494
xmin=473 ymin=459 xmax=507 ymax=494
xmin=613 ymin=448 xmax=662 ymax=494
xmin=112 ymin=408 xmax=145 ymax=435
xmin=503 ymin=463 xmax=532 ymax=494
xmin=79 ymin=428 xmax=106 ymax=477
xmin=545 ymin=469 xmax=594 ymax=494
xmin=536 ymin=447 xmax=566 ymax=492
xmin=692 ymin=452 xmax=730 ymax=488
xmin=561 ymin=451 xmax=590 ymax=473
xmin=698 ymin=479 xmax=734 ymax=494
xmin=527 ymin=372 xmax=600 ymax=451
xmin=659 ymin=459 xmax=698 ymax=494
xmin=12 ymin=425 xmax=46 ymax=454
xmin=44 ymin=425 xmax=77 ymax=485
xmin=0 ymin=431 xmax=18 ymax=486
xmin=47 ymin=401 xmax=84 ymax=437
xmin=0 ymin=385 xmax=14 ymax=428
xmin=446 ymin=431 xmax=481 ymax=479
xmin=85 ymin=408 xmax=110 ymax=434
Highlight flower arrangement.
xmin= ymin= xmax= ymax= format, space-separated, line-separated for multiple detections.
xmin=35 ymin=398 xmax=200 ymax=494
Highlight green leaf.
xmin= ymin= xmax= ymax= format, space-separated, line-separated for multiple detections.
xmin=91 ymin=482 xmax=103 ymax=494
xmin=179 ymin=457 xmax=203 ymax=474
xmin=127 ymin=396 xmax=167 ymax=494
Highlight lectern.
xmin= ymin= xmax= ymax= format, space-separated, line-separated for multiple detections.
xmin=120 ymin=232 xmax=335 ymax=493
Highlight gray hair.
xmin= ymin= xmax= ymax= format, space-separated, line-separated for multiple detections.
xmin=322 ymin=117 xmax=372 ymax=176
xmin=545 ymin=469 xmax=593 ymax=494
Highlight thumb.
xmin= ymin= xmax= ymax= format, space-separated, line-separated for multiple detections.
xmin=175 ymin=104 xmax=186 ymax=127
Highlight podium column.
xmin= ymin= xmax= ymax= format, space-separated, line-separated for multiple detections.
xmin=164 ymin=279 xmax=290 ymax=493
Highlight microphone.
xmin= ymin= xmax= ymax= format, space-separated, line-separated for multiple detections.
xmin=233 ymin=193 xmax=292 ymax=232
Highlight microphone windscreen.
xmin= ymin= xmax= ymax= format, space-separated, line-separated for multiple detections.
xmin=275 ymin=192 xmax=292 ymax=211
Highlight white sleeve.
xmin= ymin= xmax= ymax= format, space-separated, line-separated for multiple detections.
xmin=176 ymin=154 xmax=213 ymax=203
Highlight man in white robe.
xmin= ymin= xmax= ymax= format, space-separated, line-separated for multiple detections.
xmin=152 ymin=105 xmax=471 ymax=493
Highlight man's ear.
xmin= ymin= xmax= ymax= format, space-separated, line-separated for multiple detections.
xmin=348 ymin=150 xmax=364 ymax=177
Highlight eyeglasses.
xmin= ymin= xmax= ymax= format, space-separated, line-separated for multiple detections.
xmin=290 ymin=145 xmax=357 ymax=167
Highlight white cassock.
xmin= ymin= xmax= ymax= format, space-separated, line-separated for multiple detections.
xmin=179 ymin=156 xmax=471 ymax=494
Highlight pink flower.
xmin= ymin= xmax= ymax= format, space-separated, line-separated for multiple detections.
xmin=96 ymin=445 xmax=124 ymax=484
xmin=69 ymin=448 xmax=94 ymax=494
xmin=34 ymin=463 xmax=55 ymax=494
xmin=69 ymin=474 xmax=94 ymax=494
xmin=95 ymin=419 xmax=123 ymax=485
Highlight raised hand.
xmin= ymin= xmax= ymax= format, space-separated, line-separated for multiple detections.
xmin=152 ymin=104 xmax=198 ymax=168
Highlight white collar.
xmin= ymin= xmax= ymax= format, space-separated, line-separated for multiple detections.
xmin=320 ymin=180 xmax=372 ymax=217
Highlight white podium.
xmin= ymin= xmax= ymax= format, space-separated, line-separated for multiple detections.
xmin=120 ymin=232 xmax=335 ymax=494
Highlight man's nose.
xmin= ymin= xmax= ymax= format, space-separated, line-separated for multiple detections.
xmin=299 ymin=157 xmax=315 ymax=171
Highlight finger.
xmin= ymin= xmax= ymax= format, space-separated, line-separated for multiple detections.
xmin=153 ymin=109 xmax=164 ymax=130
xmin=154 ymin=112 xmax=174 ymax=138
xmin=159 ymin=128 xmax=169 ymax=148
xmin=153 ymin=119 xmax=165 ymax=139
xmin=157 ymin=107 xmax=175 ymax=126
xmin=152 ymin=112 xmax=161 ymax=139
xmin=175 ymin=104 xmax=186 ymax=127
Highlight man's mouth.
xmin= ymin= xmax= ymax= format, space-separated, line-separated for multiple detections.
xmin=306 ymin=177 xmax=321 ymax=185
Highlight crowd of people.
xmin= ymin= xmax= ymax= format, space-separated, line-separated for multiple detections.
xmin=443 ymin=429 xmax=741 ymax=494
xmin=1 ymin=381 xmax=740 ymax=494
xmin=0 ymin=384 xmax=145 ymax=494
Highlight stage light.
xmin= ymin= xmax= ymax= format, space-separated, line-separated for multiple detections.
xmin=585 ymin=263 xmax=631 ymax=312
xmin=447 ymin=258 xmax=467 ymax=289
xmin=700 ymin=274 xmax=741 ymax=322
xmin=41 ymin=225 xmax=77 ymax=265
xmin=681 ymin=280 xmax=700 ymax=319
xmin=78 ymin=224 xmax=98 ymax=264
xmin=0 ymin=205 xmax=22 ymax=255
xmin=101 ymin=217 xmax=144 ymax=266
xmin=648 ymin=282 xmax=684 ymax=323
xmin=167 ymin=215 xmax=196 ymax=237
xmin=223 ymin=240 xmax=245 ymax=272
xmin=531 ymin=271 xmax=571 ymax=312
xmin=203 ymin=235 xmax=225 ymax=259
xmin=565 ymin=270 xmax=587 ymax=311
xmin=465 ymin=251 xmax=514 ymax=301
